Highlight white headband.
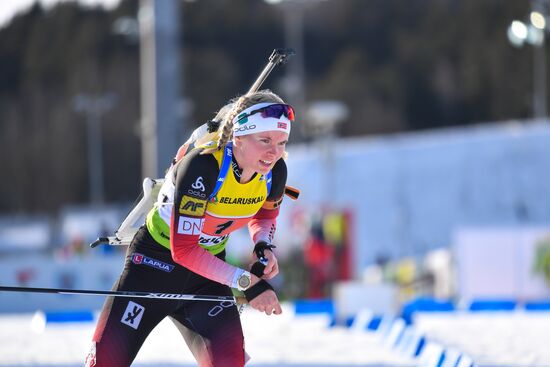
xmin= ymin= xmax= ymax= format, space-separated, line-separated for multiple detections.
xmin=232 ymin=102 xmax=292 ymax=137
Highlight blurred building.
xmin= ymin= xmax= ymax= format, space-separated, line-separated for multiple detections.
xmin=279 ymin=119 xmax=550 ymax=300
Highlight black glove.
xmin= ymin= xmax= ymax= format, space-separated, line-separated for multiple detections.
xmin=250 ymin=261 xmax=266 ymax=278
xmin=244 ymin=261 xmax=274 ymax=302
xmin=243 ymin=278 xmax=274 ymax=302
xmin=253 ymin=241 xmax=276 ymax=263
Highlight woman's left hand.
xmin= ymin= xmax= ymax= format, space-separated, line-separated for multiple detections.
xmin=259 ymin=250 xmax=279 ymax=279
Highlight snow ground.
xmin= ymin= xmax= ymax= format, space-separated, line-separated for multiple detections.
xmin=1 ymin=304 xmax=549 ymax=367
xmin=0 ymin=303 xmax=414 ymax=367
xmin=414 ymin=311 xmax=550 ymax=367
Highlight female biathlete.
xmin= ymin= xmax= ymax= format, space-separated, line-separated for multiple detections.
xmin=86 ymin=90 xmax=296 ymax=366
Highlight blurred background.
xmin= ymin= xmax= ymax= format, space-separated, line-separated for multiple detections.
xmin=1 ymin=0 xmax=550 ymax=351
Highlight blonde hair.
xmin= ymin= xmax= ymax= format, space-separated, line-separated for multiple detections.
xmin=200 ymin=90 xmax=285 ymax=154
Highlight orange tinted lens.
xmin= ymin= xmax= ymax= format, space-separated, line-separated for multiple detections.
xmin=285 ymin=105 xmax=295 ymax=121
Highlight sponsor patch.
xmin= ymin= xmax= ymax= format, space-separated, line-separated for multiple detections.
xmin=132 ymin=253 xmax=174 ymax=272
xmin=121 ymin=301 xmax=144 ymax=330
xmin=217 ymin=196 xmax=265 ymax=205
xmin=198 ymin=233 xmax=229 ymax=247
xmin=191 ymin=176 xmax=205 ymax=191
xmin=178 ymin=195 xmax=206 ymax=216
xmin=187 ymin=189 xmax=206 ymax=199
xmin=177 ymin=216 xmax=204 ymax=235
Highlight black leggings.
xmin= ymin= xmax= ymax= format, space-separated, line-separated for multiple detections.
xmin=86 ymin=227 xmax=245 ymax=367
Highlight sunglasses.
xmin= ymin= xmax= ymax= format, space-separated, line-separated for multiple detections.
xmin=236 ymin=104 xmax=295 ymax=124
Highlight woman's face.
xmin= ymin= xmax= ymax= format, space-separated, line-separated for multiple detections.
xmin=233 ymin=130 xmax=288 ymax=176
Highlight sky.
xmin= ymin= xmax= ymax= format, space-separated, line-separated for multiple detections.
xmin=0 ymin=0 xmax=121 ymax=28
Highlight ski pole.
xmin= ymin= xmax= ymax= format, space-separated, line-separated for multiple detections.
xmin=0 ymin=285 xmax=246 ymax=304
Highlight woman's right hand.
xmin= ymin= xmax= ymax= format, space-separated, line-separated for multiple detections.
xmin=248 ymin=289 xmax=282 ymax=315
xmin=247 ymin=275 xmax=282 ymax=315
